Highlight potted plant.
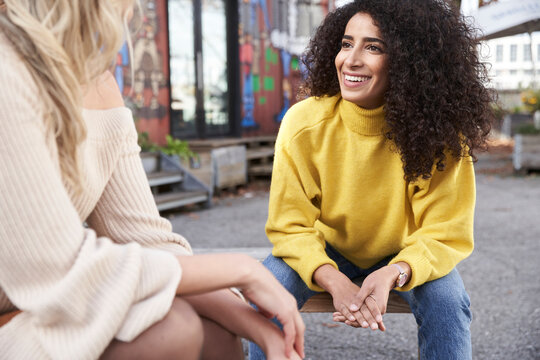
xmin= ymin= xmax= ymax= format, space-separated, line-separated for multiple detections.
xmin=160 ymin=135 xmax=200 ymax=169
xmin=513 ymin=90 xmax=540 ymax=172
xmin=138 ymin=132 xmax=160 ymax=174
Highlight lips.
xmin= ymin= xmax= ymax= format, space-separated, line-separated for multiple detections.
xmin=342 ymin=73 xmax=371 ymax=88
xmin=344 ymin=74 xmax=370 ymax=82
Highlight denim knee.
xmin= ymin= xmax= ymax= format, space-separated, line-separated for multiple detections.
xmin=410 ymin=268 xmax=472 ymax=323
xmin=407 ymin=268 xmax=472 ymax=360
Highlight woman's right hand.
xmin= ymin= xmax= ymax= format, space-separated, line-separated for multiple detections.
xmin=253 ymin=312 xmax=303 ymax=360
xmin=240 ymin=258 xmax=305 ymax=359
xmin=176 ymin=253 xmax=305 ymax=358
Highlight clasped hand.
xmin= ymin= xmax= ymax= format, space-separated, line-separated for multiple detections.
xmin=331 ymin=266 xmax=397 ymax=331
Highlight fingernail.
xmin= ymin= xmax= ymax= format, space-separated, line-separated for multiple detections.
xmin=376 ymin=315 xmax=382 ymax=322
xmin=349 ymin=315 xmax=355 ymax=321
xmin=362 ymin=321 xmax=368 ymax=327
xmin=350 ymin=304 xmax=359 ymax=312
xmin=371 ymin=323 xmax=378 ymax=330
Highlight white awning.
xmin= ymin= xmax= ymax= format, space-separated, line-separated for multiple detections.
xmin=461 ymin=0 xmax=540 ymax=40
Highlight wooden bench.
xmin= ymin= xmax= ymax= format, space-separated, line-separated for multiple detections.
xmin=193 ymin=247 xmax=411 ymax=314
xmin=300 ymin=277 xmax=410 ymax=313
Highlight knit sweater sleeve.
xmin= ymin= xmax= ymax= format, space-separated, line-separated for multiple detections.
xmin=266 ymin=103 xmax=338 ymax=292
xmin=85 ymin=115 xmax=192 ymax=256
xmin=0 ymin=40 xmax=181 ymax=359
xmin=389 ymin=155 xmax=476 ymax=291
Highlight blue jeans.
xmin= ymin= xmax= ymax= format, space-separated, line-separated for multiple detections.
xmin=249 ymin=245 xmax=472 ymax=360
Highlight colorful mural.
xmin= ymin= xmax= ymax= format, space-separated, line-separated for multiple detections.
xmin=118 ymin=0 xmax=338 ymax=141
xmin=239 ymin=0 xmax=333 ymax=135
xmin=117 ymin=0 xmax=170 ymax=145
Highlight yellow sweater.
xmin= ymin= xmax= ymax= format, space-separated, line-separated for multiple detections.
xmin=267 ymin=95 xmax=475 ymax=292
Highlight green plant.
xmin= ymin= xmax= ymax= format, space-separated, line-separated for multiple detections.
xmin=137 ymin=132 xmax=159 ymax=152
xmin=521 ymin=89 xmax=540 ymax=113
xmin=514 ymin=123 xmax=540 ymax=135
xmin=160 ymin=134 xmax=197 ymax=162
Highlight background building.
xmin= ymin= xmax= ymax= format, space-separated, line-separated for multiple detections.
xmin=118 ymin=0 xmax=339 ymax=144
xmin=482 ymin=33 xmax=540 ymax=90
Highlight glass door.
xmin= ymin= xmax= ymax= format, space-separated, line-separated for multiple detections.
xmin=201 ymin=0 xmax=229 ymax=136
xmin=168 ymin=0 xmax=232 ymax=139
xmin=168 ymin=0 xmax=197 ymax=138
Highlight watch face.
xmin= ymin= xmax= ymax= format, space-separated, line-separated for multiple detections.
xmin=397 ymin=273 xmax=408 ymax=287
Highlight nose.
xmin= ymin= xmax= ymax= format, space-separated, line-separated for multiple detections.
xmin=344 ymin=47 xmax=364 ymax=68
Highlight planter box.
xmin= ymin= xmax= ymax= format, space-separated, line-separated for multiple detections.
xmin=140 ymin=151 xmax=160 ymax=174
xmin=513 ymin=134 xmax=540 ymax=171
xmin=212 ymin=146 xmax=247 ymax=190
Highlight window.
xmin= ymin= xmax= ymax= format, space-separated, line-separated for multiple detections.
xmin=525 ymin=69 xmax=533 ymax=75
xmin=509 ymin=70 xmax=517 ymax=75
xmin=510 ymin=44 xmax=517 ymax=62
xmin=496 ymin=45 xmax=503 ymax=62
xmin=524 ymin=44 xmax=532 ymax=61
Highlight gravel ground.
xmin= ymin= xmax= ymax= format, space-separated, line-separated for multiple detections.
xmin=168 ymin=151 xmax=540 ymax=360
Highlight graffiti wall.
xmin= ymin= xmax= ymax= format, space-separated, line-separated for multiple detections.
xmin=117 ymin=0 xmax=170 ymax=145
xmin=239 ymin=0 xmax=334 ymax=136
xmin=118 ymin=0 xmax=338 ymax=141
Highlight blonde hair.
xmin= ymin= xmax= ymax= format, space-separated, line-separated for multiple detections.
xmin=0 ymin=0 xmax=136 ymax=194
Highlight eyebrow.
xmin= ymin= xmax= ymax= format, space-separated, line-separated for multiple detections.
xmin=342 ymin=34 xmax=386 ymax=46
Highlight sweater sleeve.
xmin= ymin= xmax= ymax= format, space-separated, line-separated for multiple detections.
xmin=0 ymin=42 xmax=181 ymax=360
xmin=389 ymin=154 xmax=476 ymax=291
xmin=85 ymin=117 xmax=192 ymax=257
xmin=265 ymin=111 xmax=338 ymax=292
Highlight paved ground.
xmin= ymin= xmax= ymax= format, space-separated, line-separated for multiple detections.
xmin=167 ymin=150 xmax=540 ymax=359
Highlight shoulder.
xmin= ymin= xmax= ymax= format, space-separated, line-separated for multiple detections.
xmin=278 ymin=95 xmax=341 ymax=143
xmin=83 ymin=107 xmax=136 ymax=142
xmin=82 ymin=71 xmax=125 ymax=110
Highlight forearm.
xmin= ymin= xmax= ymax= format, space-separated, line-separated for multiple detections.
xmin=176 ymin=253 xmax=258 ymax=295
xmin=183 ymin=289 xmax=281 ymax=353
xmin=313 ymin=264 xmax=352 ymax=294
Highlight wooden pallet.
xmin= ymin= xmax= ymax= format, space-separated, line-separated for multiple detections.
xmin=189 ymin=136 xmax=277 ymax=179
xmin=513 ymin=134 xmax=540 ymax=173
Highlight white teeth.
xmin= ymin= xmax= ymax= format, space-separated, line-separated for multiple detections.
xmin=344 ymin=74 xmax=369 ymax=82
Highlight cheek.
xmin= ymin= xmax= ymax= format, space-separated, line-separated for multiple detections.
xmin=335 ymin=52 xmax=345 ymax=70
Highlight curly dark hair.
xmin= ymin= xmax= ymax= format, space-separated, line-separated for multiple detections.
xmin=302 ymin=0 xmax=494 ymax=181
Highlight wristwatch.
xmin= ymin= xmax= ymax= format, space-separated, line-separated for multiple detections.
xmin=391 ymin=263 xmax=408 ymax=288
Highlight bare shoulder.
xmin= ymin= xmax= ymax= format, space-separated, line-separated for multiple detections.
xmin=82 ymin=71 xmax=125 ymax=110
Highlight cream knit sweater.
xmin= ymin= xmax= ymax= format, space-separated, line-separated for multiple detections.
xmin=0 ymin=34 xmax=192 ymax=359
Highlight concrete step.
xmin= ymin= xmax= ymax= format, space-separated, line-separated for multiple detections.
xmin=249 ymin=164 xmax=273 ymax=176
xmin=246 ymin=147 xmax=274 ymax=160
xmin=193 ymin=247 xmax=271 ymax=260
xmin=155 ymin=190 xmax=209 ymax=211
xmin=147 ymin=171 xmax=183 ymax=187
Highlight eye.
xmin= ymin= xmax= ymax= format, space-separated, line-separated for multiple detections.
xmin=366 ymin=44 xmax=384 ymax=53
xmin=341 ymin=41 xmax=353 ymax=49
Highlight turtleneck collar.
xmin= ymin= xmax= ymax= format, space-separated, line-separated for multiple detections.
xmin=339 ymin=98 xmax=387 ymax=136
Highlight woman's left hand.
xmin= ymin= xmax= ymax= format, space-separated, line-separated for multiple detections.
xmin=332 ymin=265 xmax=397 ymax=331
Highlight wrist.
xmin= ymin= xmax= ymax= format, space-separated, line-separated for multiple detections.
xmin=313 ymin=264 xmax=349 ymax=294
xmin=390 ymin=262 xmax=410 ymax=288
xmin=234 ymin=254 xmax=260 ymax=289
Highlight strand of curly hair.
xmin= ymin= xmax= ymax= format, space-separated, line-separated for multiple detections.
xmin=302 ymin=0 xmax=495 ymax=181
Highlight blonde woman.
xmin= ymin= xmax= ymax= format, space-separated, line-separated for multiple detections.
xmin=0 ymin=1 xmax=304 ymax=359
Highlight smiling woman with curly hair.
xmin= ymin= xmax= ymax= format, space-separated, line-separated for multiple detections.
xmin=303 ymin=0 xmax=493 ymax=181
xmin=250 ymin=0 xmax=494 ymax=359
